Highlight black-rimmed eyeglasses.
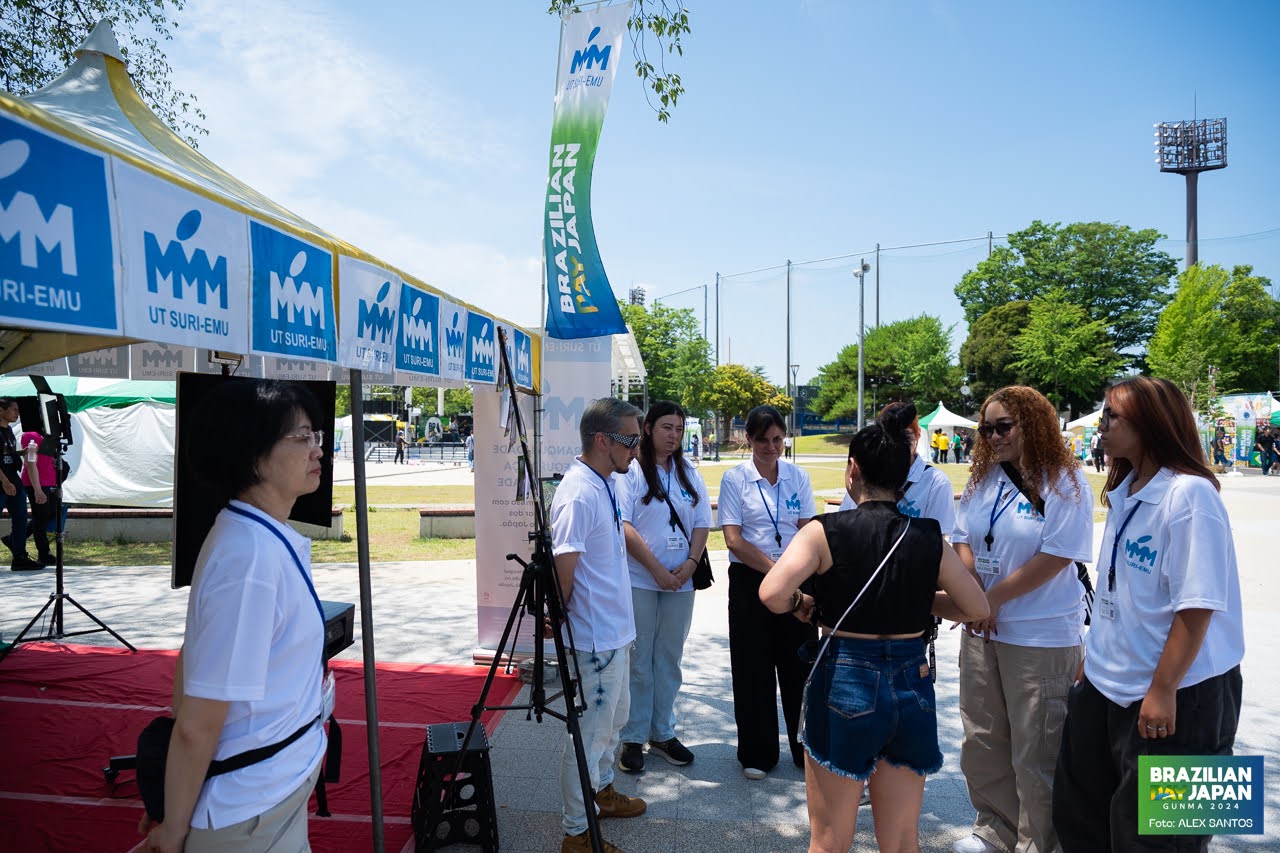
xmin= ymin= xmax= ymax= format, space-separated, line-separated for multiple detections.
xmin=1098 ymin=407 xmax=1120 ymax=429
xmin=598 ymin=431 xmax=641 ymax=449
xmin=976 ymin=421 xmax=1016 ymax=439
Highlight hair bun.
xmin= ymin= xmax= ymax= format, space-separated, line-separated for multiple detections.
xmin=879 ymin=401 xmax=917 ymax=434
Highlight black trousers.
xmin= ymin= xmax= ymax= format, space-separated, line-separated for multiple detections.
xmin=727 ymin=562 xmax=816 ymax=771
xmin=1053 ymin=667 xmax=1242 ymax=853
xmin=25 ymin=485 xmax=55 ymax=560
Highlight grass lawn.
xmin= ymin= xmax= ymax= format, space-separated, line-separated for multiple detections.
xmin=67 ymin=460 xmax=1104 ymax=566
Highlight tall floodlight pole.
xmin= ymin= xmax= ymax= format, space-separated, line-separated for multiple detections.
xmin=1154 ymin=117 xmax=1227 ymax=268
xmin=785 ymin=260 xmax=792 ymax=437
xmin=790 ymin=363 xmax=800 ymax=438
xmin=714 ymin=272 xmax=721 ymax=462
xmin=853 ymin=259 xmax=870 ymax=429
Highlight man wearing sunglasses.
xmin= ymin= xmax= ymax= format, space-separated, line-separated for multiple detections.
xmin=549 ymin=397 xmax=648 ymax=852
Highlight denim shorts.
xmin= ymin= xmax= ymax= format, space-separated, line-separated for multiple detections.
xmin=800 ymin=636 xmax=943 ymax=780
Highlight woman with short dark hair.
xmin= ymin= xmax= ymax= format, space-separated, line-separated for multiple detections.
xmin=1054 ymin=377 xmax=1244 ymax=853
xmin=718 ymin=405 xmax=817 ymax=779
xmin=141 ymin=379 xmax=331 ymax=853
xmin=760 ymin=410 xmax=988 ymax=852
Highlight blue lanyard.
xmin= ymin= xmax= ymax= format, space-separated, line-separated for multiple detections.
xmin=1106 ymin=502 xmax=1144 ymax=593
xmin=755 ymin=480 xmax=784 ymax=548
xmin=983 ymin=482 xmax=1018 ymax=551
xmin=226 ymin=504 xmax=327 ymax=658
xmin=662 ymin=463 xmax=679 ymax=530
xmin=589 ymin=466 xmax=621 ymax=531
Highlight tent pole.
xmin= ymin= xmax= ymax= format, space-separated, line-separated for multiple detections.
xmin=348 ymin=369 xmax=386 ymax=852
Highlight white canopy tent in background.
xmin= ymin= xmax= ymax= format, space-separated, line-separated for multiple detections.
xmin=1066 ymin=408 xmax=1104 ymax=430
xmin=0 ymin=22 xmax=543 ymax=850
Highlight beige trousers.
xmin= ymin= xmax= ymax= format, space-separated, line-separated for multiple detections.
xmin=958 ymin=633 xmax=1081 ymax=853
xmin=185 ymin=765 xmax=320 ymax=853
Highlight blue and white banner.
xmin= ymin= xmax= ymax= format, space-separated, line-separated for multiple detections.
xmin=513 ymin=327 xmax=533 ymax=389
xmin=541 ymin=2 xmax=630 ymax=340
xmin=248 ymin=221 xmax=335 ymax=362
xmin=336 ymin=255 xmax=398 ymax=374
xmin=0 ymin=113 xmax=121 ymax=334
xmin=130 ymin=341 xmax=196 ymax=379
xmin=438 ymin=298 xmax=468 ymax=383
xmin=115 ymin=162 xmax=249 ymax=352
xmin=396 ymin=281 xmax=440 ymax=377
xmin=262 ymin=356 xmax=330 ymax=381
xmin=466 ymin=310 xmax=497 ymax=384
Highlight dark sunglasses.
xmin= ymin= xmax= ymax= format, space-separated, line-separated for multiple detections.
xmin=977 ymin=420 xmax=1016 ymax=439
xmin=599 ymin=431 xmax=642 ymax=449
xmin=1098 ymin=407 xmax=1120 ymax=428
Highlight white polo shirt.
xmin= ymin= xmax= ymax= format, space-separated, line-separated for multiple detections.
xmin=838 ymin=453 xmax=957 ymax=536
xmin=183 ymin=501 xmax=327 ymax=830
xmin=621 ymin=457 xmax=712 ymax=592
xmin=718 ymin=458 xmax=816 ymax=563
xmin=550 ymin=457 xmax=636 ymax=652
xmin=954 ymin=465 xmax=1094 ymax=647
xmin=1084 ymin=469 xmax=1244 ymax=705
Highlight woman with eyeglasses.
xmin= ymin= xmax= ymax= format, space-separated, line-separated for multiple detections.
xmin=950 ymin=386 xmax=1095 ymax=853
xmin=718 ymin=405 xmax=817 ymax=780
xmin=617 ymin=401 xmax=711 ymax=772
xmin=141 ymin=379 xmax=333 ymax=853
xmin=1053 ymin=377 xmax=1243 ymax=853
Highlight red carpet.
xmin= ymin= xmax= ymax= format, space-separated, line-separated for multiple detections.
xmin=0 ymin=643 xmax=522 ymax=853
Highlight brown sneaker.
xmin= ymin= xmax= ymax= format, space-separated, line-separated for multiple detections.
xmin=594 ymin=782 xmax=647 ymax=818
xmin=561 ymin=830 xmax=624 ymax=852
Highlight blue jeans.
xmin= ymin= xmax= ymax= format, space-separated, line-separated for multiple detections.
xmin=3 ymin=483 xmax=28 ymax=559
xmin=561 ymin=645 xmax=630 ymax=836
xmin=622 ymin=587 xmax=695 ymax=744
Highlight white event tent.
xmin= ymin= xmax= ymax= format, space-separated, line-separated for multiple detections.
xmin=0 ymin=22 xmax=542 ymax=848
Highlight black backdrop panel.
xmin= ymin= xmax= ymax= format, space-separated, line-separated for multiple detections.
xmin=362 ymin=419 xmax=395 ymax=443
xmin=173 ymin=373 xmax=336 ymax=589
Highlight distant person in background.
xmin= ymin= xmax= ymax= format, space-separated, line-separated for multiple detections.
xmin=962 ymin=430 xmax=974 ymax=463
xmin=465 ymin=431 xmax=475 ymax=472
xmin=394 ymin=429 xmax=407 ymax=464
xmin=783 ymin=433 xmax=793 ymax=460
xmin=952 ymin=433 xmax=964 ymax=465
xmin=0 ymin=397 xmax=39 ymax=571
xmin=1091 ymin=429 xmax=1105 ymax=473
xmin=1054 ymin=377 xmax=1244 ymax=853
xmin=1254 ymin=426 xmax=1274 ymax=475
xmin=20 ymin=428 xmax=55 ymax=568
xmin=1211 ymin=429 xmax=1228 ymax=466
xmin=932 ymin=429 xmax=945 ymax=463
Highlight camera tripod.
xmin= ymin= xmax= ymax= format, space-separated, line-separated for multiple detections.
xmin=437 ymin=327 xmax=607 ymax=852
xmin=1 ymin=383 xmax=134 ymax=664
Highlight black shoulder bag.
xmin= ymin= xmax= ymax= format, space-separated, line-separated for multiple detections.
xmin=998 ymin=462 xmax=1095 ymax=625
xmin=661 ymin=488 xmax=714 ymax=590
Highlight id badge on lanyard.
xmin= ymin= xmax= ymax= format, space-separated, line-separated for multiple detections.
xmin=1095 ymin=589 xmax=1118 ymax=621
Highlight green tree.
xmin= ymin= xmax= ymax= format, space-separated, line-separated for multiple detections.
xmin=958 ymin=301 xmax=1032 ymax=403
xmin=619 ymin=300 xmax=713 ymax=415
xmin=1 ymin=0 xmax=206 ymax=144
xmin=1149 ymin=264 xmax=1280 ymax=410
xmin=548 ymin=1 xmax=689 ymax=122
xmin=1009 ymin=289 xmax=1124 ymax=414
xmin=954 ymin=221 xmax=1177 ymax=358
xmin=810 ymin=315 xmax=954 ymax=422
xmin=705 ymin=363 xmax=778 ymax=442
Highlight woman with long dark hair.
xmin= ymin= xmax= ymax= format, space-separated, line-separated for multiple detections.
xmin=141 ymin=380 xmax=331 ymax=853
xmin=1054 ymin=377 xmax=1244 ymax=852
xmin=618 ymin=401 xmax=711 ymax=772
xmin=759 ymin=409 xmax=989 ymax=853
xmin=950 ymin=386 xmax=1095 ymax=853
xmin=718 ymin=405 xmax=817 ymax=780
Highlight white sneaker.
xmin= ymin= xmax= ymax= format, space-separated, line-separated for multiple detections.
xmin=743 ymin=767 xmax=767 ymax=780
xmin=951 ymin=835 xmax=1000 ymax=853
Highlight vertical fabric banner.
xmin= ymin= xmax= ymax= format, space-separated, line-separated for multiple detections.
xmin=336 ymin=256 xmax=399 ymax=374
xmin=438 ymin=299 xmax=469 ymax=383
xmin=395 ymin=282 xmax=441 ymax=377
xmin=542 ymin=1 xmax=632 ymax=340
xmin=248 ymin=221 xmax=336 ymax=362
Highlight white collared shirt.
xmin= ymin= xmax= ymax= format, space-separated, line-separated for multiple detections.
xmin=838 ymin=453 xmax=957 ymax=536
xmin=550 ymin=457 xmax=636 ymax=651
xmin=718 ymin=458 xmax=816 ymax=562
xmin=621 ymin=457 xmax=712 ymax=591
xmin=1084 ymin=468 xmax=1244 ymax=705
xmin=954 ymin=465 xmax=1094 ymax=647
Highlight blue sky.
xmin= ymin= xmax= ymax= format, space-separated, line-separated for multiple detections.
xmin=168 ymin=0 xmax=1280 ymax=388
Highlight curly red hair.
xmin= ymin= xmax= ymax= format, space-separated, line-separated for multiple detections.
xmin=965 ymin=385 xmax=1081 ymax=506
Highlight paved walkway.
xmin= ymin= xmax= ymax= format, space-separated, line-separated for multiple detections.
xmin=1 ymin=476 xmax=1276 ymax=851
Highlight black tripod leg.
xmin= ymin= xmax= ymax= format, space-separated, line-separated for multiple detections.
xmin=61 ymin=594 xmax=137 ymax=652
xmin=0 ymin=595 xmax=57 ymax=662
